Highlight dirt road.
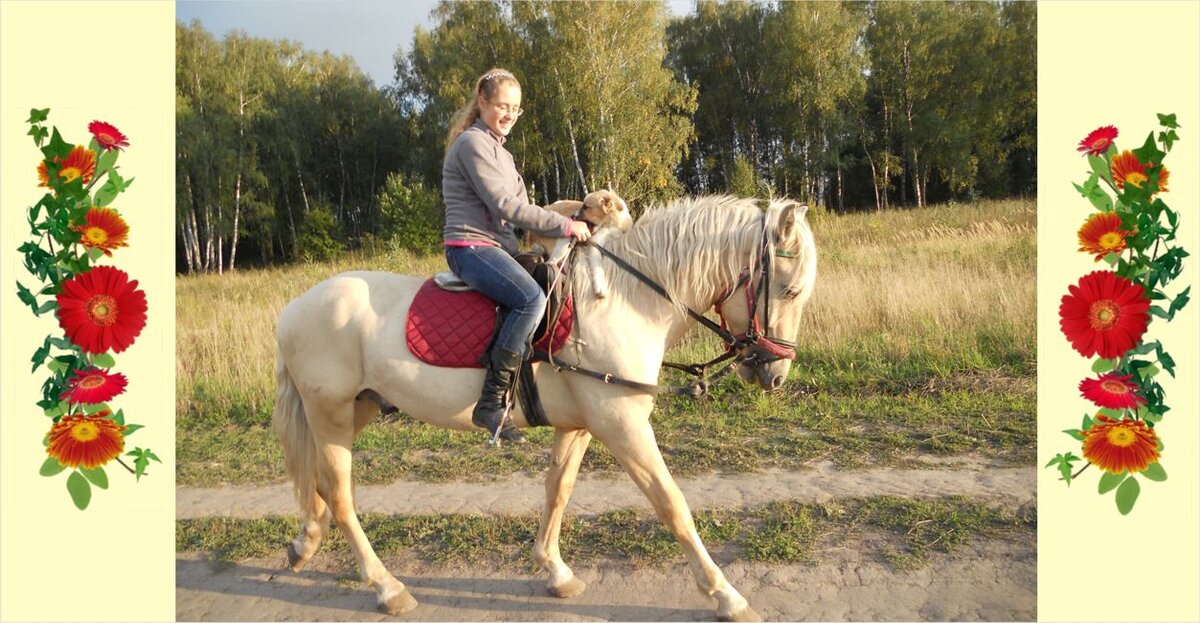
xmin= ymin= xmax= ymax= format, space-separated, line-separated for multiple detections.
xmin=177 ymin=462 xmax=1035 ymax=621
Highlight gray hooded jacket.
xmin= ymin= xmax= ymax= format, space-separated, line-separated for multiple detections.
xmin=442 ymin=119 xmax=571 ymax=254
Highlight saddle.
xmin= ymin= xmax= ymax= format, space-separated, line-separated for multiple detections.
xmin=406 ymin=253 xmax=574 ymax=369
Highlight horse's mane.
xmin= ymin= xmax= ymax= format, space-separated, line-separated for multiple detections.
xmin=576 ymin=195 xmax=816 ymax=315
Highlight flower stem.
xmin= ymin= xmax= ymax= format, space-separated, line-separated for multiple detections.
xmin=114 ymin=457 xmax=135 ymax=475
xmin=1070 ymin=462 xmax=1091 ymax=480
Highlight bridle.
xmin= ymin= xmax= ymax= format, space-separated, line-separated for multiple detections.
xmin=534 ymin=213 xmax=798 ymax=396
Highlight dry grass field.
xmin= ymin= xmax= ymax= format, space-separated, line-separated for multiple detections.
xmin=176 ymin=198 xmax=1036 ymax=485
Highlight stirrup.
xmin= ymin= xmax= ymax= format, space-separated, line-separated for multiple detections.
xmin=434 ymin=271 xmax=471 ymax=292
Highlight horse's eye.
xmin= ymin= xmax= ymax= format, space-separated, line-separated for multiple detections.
xmin=781 ymin=286 xmax=801 ymax=300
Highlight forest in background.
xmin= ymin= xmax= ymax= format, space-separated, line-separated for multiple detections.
xmin=175 ymin=0 xmax=1035 ymax=273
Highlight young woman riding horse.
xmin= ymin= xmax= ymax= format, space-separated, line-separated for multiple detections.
xmin=442 ymin=67 xmax=591 ymax=443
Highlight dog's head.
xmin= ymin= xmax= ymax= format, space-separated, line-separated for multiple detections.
xmin=579 ymin=189 xmax=633 ymax=232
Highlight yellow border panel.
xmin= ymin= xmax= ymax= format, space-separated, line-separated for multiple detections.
xmin=1 ymin=2 xmax=175 ymax=621
xmin=1038 ymin=2 xmax=1200 ymax=622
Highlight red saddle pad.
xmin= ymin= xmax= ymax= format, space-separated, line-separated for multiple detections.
xmin=406 ymin=279 xmax=573 ymax=368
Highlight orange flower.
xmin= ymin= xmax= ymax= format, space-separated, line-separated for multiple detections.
xmin=74 ymin=207 xmax=130 ymax=256
xmin=1110 ymin=150 xmax=1169 ymax=194
xmin=1076 ymin=212 xmax=1131 ymax=261
xmin=37 ymin=145 xmax=97 ymax=188
xmin=1081 ymin=415 xmax=1160 ymax=474
xmin=46 ymin=411 xmax=127 ymax=469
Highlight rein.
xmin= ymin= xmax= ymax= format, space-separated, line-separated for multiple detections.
xmin=537 ymin=214 xmax=797 ymax=396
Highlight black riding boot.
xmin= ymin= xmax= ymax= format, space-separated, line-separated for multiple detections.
xmin=472 ymin=349 xmax=526 ymax=444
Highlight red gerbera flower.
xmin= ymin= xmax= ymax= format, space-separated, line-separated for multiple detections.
xmin=88 ymin=120 xmax=130 ymax=151
xmin=1079 ymin=373 xmax=1147 ymax=410
xmin=46 ymin=411 xmax=127 ymax=470
xmin=1078 ymin=125 xmax=1118 ymax=157
xmin=1077 ymin=212 xmax=1132 ymax=261
xmin=37 ymin=145 xmax=97 ymax=187
xmin=60 ymin=367 xmax=128 ymax=404
xmin=74 ymin=207 xmax=130 ymax=256
xmin=1059 ymin=270 xmax=1150 ymax=359
xmin=1081 ymin=415 xmax=1160 ymax=474
xmin=55 ymin=266 xmax=148 ymax=354
xmin=1111 ymin=150 xmax=1169 ymax=195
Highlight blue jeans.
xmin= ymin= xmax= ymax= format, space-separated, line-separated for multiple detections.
xmin=445 ymin=245 xmax=545 ymax=356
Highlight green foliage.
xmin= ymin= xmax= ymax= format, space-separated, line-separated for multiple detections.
xmin=377 ymin=172 xmax=443 ymax=254
xmin=127 ymin=447 xmax=161 ymax=482
xmin=726 ymin=155 xmax=765 ymax=198
xmin=296 ymin=206 xmax=344 ymax=263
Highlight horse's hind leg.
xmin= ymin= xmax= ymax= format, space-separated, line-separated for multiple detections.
xmin=287 ymin=489 xmax=330 ymax=571
xmin=310 ymin=400 xmax=417 ymax=615
xmin=287 ymin=387 xmax=376 ymax=571
xmin=592 ymin=418 xmax=761 ymax=622
xmin=533 ymin=428 xmax=592 ymax=598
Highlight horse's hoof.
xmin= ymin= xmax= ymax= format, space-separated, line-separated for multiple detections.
xmin=378 ymin=589 xmax=418 ymax=615
xmin=286 ymin=542 xmax=308 ymax=571
xmin=547 ymin=576 xmax=587 ymax=598
xmin=717 ymin=606 xmax=763 ymax=622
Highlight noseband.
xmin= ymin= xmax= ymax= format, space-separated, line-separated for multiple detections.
xmin=714 ymin=223 xmax=799 ymax=366
xmin=537 ymin=213 xmax=798 ymax=396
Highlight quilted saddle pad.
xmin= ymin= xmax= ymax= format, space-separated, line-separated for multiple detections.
xmin=406 ymin=278 xmax=573 ymax=368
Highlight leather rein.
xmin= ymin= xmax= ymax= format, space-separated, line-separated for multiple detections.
xmin=534 ymin=215 xmax=798 ymax=397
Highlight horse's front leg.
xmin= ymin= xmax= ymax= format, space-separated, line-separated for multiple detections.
xmin=533 ymin=427 xmax=593 ymax=598
xmin=593 ymin=417 xmax=761 ymax=622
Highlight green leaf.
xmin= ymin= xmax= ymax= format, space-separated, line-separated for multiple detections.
xmin=66 ymin=471 xmax=92 ymax=510
xmin=1063 ymin=429 xmax=1084 ymax=441
xmin=123 ymin=424 xmax=144 ymax=436
xmin=1170 ymin=286 xmax=1190 ymax=314
xmin=1098 ymin=470 xmax=1126 ymax=495
xmin=35 ymin=300 xmax=58 ymax=316
xmin=83 ymin=402 xmax=110 ymax=415
xmin=1157 ymin=112 xmax=1179 ymax=129
xmin=80 ymin=466 xmax=109 ymax=490
xmin=107 ymin=409 xmax=126 ymax=426
xmin=1149 ymin=305 xmax=1170 ymax=321
xmin=43 ymin=128 xmax=72 ymax=160
xmin=47 ymin=359 xmax=68 ymax=374
xmin=91 ymin=353 xmax=116 ymax=368
xmin=1097 ymin=408 xmax=1123 ymax=418
xmin=1115 ymin=476 xmax=1140 ymax=515
xmin=39 ymin=457 xmax=66 ymax=477
xmin=1090 ymin=358 xmax=1117 ymax=374
xmin=1082 ymin=413 xmax=1095 ymax=430
xmin=1132 ymin=132 xmax=1166 ymax=169
xmin=1088 ymin=153 xmax=1113 ymax=186
xmin=1141 ymin=410 xmax=1163 ymax=424
xmin=1141 ymin=462 xmax=1167 ymax=482
xmin=1076 ymin=174 xmax=1114 ymax=212
xmin=1137 ymin=364 xmax=1160 ymax=380
xmin=16 ymin=281 xmax=37 ymax=306
xmin=87 ymin=248 xmax=104 ymax=262
xmin=127 ymin=447 xmax=161 ymax=481
xmin=28 ymin=107 xmax=50 ymax=123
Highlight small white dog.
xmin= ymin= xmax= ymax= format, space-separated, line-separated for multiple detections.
xmin=530 ymin=189 xmax=632 ymax=298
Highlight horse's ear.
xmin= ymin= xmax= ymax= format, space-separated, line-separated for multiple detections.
xmin=776 ymin=202 xmax=808 ymax=242
xmin=776 ymin=203 xmax=796 ymax=240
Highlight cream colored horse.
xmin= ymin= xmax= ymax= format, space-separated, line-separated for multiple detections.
xmin=273 ymin=195 xmax=817 ymax=620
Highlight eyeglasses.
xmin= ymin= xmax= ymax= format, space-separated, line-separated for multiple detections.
xmin=489 ymin=102 xmax=524 ymax=117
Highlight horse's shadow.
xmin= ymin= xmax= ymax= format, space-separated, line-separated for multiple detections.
xmin=176 ymin=556 xmax=710 ymax=621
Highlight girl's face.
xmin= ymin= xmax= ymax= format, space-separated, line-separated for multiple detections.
xmin=479 ymin=83 xmax=522 ymax=137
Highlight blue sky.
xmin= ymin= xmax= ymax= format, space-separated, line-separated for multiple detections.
xmin=177 ymin=0 xmax=696 ymax=88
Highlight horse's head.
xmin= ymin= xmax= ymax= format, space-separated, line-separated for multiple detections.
xmin=717 ymin=201 xmax=817 ymax=391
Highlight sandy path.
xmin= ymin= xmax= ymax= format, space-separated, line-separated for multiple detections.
xmin=177 ymin=463 xmax=1035 ymax=620
xmin=177 ymin=538 xmax=1035 ymax=621
xmin=177 ymin=462 xmax=1034 ymax=518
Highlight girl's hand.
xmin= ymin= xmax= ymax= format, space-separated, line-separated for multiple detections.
xmin=568 ymin=220 xmax=591 ymax=241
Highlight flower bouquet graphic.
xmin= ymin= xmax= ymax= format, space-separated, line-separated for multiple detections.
xmin=16 ymin=109 xmax=159 ymax=510
xmin=1048 ymin=115 xmax=1188 ymax=514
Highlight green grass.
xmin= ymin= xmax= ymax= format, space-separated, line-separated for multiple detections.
xmin=177 ymin=199 xmax=1036 ymax=485
xmin=177 ymin=496 xmax=1035 ymax=571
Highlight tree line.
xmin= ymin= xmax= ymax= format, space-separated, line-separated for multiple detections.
xmin=176 ymin=0 xmax=1035 ymax=273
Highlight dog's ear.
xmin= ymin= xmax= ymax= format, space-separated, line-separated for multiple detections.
xmin=600 ymin=194 xmax=616 ymax=214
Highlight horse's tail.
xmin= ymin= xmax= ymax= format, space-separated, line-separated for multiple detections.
xmin=272 ymin=351 xmax=317 ymax=515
